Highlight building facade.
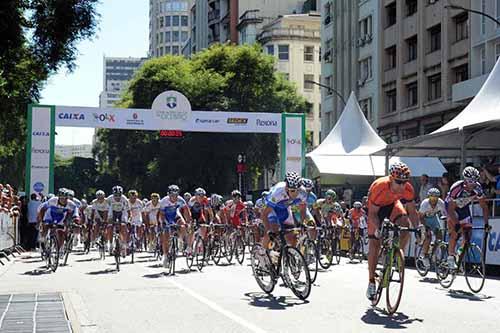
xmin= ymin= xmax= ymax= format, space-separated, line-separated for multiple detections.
xmin=55 ymin=145 xmax=93 ymax=160
xmin=320 ymin=0 xmax=380 ymax=140
xmin=149 ymin=0 xmax=193 ymax=57
xmin=258 ymin=13 xmax=322 ymax=147
xmin=99 ymin=57 xmax=147 ymax=108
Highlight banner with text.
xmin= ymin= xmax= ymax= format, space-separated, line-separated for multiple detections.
xmin=281 ymin=113 xmax=305 ymax=177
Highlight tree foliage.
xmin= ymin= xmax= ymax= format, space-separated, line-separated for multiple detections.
xmin=0 ymin=0 xmax=99 ymax=187
xmin=54 ymin=156 xmax=101 ymax=199
xmin=95 ymin=44 xmax=308 ymax=195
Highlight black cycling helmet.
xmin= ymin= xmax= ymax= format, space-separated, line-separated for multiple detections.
xmin=285 ymin=171 xmax=301 ymax=189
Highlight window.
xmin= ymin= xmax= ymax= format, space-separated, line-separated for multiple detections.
xmin=172 ymin=46 xmax=179 ymax=55
xmin=406 ymin=82 xmax=418 ymax=107
xmin=406 ymin=36 xmax=417 ymax=62
xmin=385 ymin=46 xmax=397 ymax=70
xmin=160 ymin=32 xmax=164 ymax=43
xmin=429 ymin=24 xmax=441 ymax=52
xmin=165 ymin=16 xmax=171 ymax=27
xmin=172 ymin=15 xmax=180 ymax=26
xmin=497 ymin=0 xmax=500 ymax=24
xmin=282 ymin=73 xmax=289 ymax=81
xmin=304 ymin=74 xmax=314 ymax=91
xmin=324 ymin=2 xmax=332 ymax=25
xmin=481 ymin=46 xmax=486 ymax=74
xmin=324 ymin=76 xmax=333 ymax=95
xmin=455 ymin=13 xmax=468 ymax=41
xmin=324 ymin=38 xmax=333 ymax=62
xmin=304 ymin=46 xmax=314 ymax=62
xmin=181 ymin=31 xmax=188 ymax=42
xmin=160 ymin=16 xmax=164 ymax=28
xmin=358 ymin=57 xmax=372 ymax=81
xmin=359 ymin=16 xmax=372 ymax=40
xmin=173 ymin=31 xmax=179 ymax=42
xmin=386 ymin=89 xmax=397 ymax=113
xmin=386 ymin=3 xmax=396 ymax=27
xmin=454 ymin=64 xmax=468 ymax=83
xmin=406 ymin=0 xmax=417 ymax=16
xmin=181 ymin=15 xmax=188 ymax=27
xmin=496 ymin=43 xmax=500 ymax=61
xmin=166 ymin=46 xmax=171 ymax=54
xmin=402 ymin=127 xmax=419 ymax=140
xmin=481 ymin=0 xmax=486 ymax=35
xmin=160 ymin=47 xmax=164 ymax=56
xmin=359 ymin=98 xmax=372 ymax=121
xmin=278 ymin=45 xmax=289 ymax=60
xmin=156 ymin=33 xmax=159 ymax=45
xmin=428 ymin=74 xmax=441 ymax=101
xmin=428 ymin=0 xmax=439 ymax=4
xmin=266 ymin=45 xmax=274 ymax=56
xmin=165 ymin=31 xmax=171 ymax=42
xmin=424 ymin=122 xmax=441 ymax=134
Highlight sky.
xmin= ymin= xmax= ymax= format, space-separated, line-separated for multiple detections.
xmin=40 ymin=0 xmax=149 ymax=145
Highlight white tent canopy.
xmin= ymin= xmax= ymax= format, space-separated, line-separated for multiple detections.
xmin=380 ymin=57 xmax=500 ymax=158
xmin=307 ymin=92 xmax=446 ymax=177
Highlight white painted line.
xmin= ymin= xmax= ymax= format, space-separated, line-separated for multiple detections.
xmin=0 ymin=294 xmax=13 ymax=329
xmin=32 ymin=293 xmax=38 ymax=333
xmin=168 ymin=279 xmax=267 ymax=333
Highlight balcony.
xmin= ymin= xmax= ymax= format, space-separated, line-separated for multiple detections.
xmin=208 ymin=9 xmax=220 ymax=24
xmin=257 ymin=28 xmax=321 ymax=44
xmin=237 ymin=9 xmax=263 ymax=29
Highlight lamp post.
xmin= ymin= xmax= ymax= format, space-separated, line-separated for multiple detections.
xmin=445 ymin=2 xmax=500 ymax=26
xmin=304 ymin=80 xmax=347 ymax=106
xmin=236 ymin=153 xmax=246 ymax=194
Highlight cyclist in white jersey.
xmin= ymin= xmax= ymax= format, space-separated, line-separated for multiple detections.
xmin=128 ymin=190 xmax=145 ymax=246
xmin=143 ymin=193 xmax=161 ymax=251
xmin=90 ymin=190 xmax=109 ymax=246
xmin=106 ymin=186 xmax=130 ymax=255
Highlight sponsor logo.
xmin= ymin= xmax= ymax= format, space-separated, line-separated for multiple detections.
xmin=32 ymin=131 xmax=50 ymax=136
xmin=126 ymin=113 xmax=144 ymax=126
xmin=33 ymin=182 xmax=45 ymax=192
xmin=58 ymin=113 xmax=85 ymax=120
xmin=155 ymin=110 xmax=188 ymax=121
xmin=166 ymin=96 xmax=177 ymax=109
xmin=31 ymin=148 xmax=50 ymax=154
xmin=195 ymin=118 xmax=220 ymax=124
xmin=93 ymin=113 xmax=116 ymax=122
xmin=287 ymin=138 xmax=302 ymax=145
xmin=32 ymin=165 xmax=49 ymax=169
xmin=227 ymin=118 xmax=248 ymax=125
xmin=256 ymin=119 xmax=278 ymax=127
xmin=287 ymin=157 xmax=301 ymax=161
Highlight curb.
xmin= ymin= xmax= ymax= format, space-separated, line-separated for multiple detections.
xmin=62 ymin=291 xmax=99 ymax=333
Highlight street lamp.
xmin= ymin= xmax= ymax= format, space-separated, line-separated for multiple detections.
xmin=445 ymin=2 xmax=500 ymax=26
xmin=304 ymin=80 xmax=347 ymax=106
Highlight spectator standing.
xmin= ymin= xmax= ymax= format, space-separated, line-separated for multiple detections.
xmin=342 ymin=182 xmax=353 ymax=208
xmin=482 ymin=165 xmax=500 ymax=215
xmin=418 ymin=174 xmax=433 ymax=203
xmin=27 ymin=194 xmax=41 ymax=250
xmin=438 ymin=172 xmax=450 ymax=200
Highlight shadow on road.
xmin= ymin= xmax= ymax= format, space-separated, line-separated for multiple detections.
xmin=419 ymin=277 xmax=440 ymax=284
xmin=86 ymin=268 xmax=117 ymax=275
xmin=361 ymin=308 xmax=423 ymax=329
xmin=75 ymin=258 xmax=99 ymax=263
xmin=143 ymin=272 xmax=166 ymax=279
xmin=21 ymin=259 xmax=44 ymax=264
xmin=243 ymin=292 xmax=308 ymax=310
xmin=22 ymin=268 xmax=53 ymax=276
xmin=446 ymin=289 xmax=494 ymax=301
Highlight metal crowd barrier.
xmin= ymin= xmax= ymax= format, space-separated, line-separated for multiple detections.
xmin=0 ymin=210 xmax=25 ymax=265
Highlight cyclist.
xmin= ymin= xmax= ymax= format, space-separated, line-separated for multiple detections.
xmin=66 ymin=189 xmax=82 ymax=246
xmin=224 ymin=190 xmax=248 ymax=229
xmin=106 ymin=185 xmax=130 ymax=257
xmin=348 ymin=201 xmax=366 ymax=251
xmin=183 ymin=192 xmax=192 ymax=202
xmin=159 ymin=185 xmax=189 ymax=267
xmin=143 ymin=193 xmax=161 ymax=251
xmin=261 ymin=172 xmax=307 ymax=248
xmin=210 ymin=193 xmax=226 ymax=224
xmin=296 ymin=178 xmax=318 ymax=239
xmin=366 ymin=162 xmax=419 ymax=302
xmin=80 ymin=199 xmax=94 ymax=247
xmin=445 ymin=167 xmax=489 ymax=270
xmin=38 ymin=188 xmax=79 ymax=253
xmin=313 ymin=189 xmax=338 ymax=226
xmin=90 ymin=190 xmax=109 ymax=249
xmin=188 ymin=187 xmax=211 ymax=242
xmin=128 ymin=190 xmax=144 ymax=252
xmin=418 ymin=188 xmax=447 ymax=269
xmin=255 ymin=191 xmax=269 ymax=219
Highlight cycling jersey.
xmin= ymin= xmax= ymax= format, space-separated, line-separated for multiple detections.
xmin=313 ymin=198 xmax=337 ymax=220
xmin=41 ymin=197 xmax=79 ymax=225
xmin=419 ymin=198 xmax=446 ymax=232
xmin=349 ymin=208 xmax=366 ymax=228
xmin=224 ymin=200 xmax=246 ymax=227
xmin=265 ymin=182 xmax=307 ymax=226
xmin=445 ymin=180 xmax=484 ymax=222
xmin=255 ymin=198 xmax=266 ymax=209
xmin=106 ymin=195 xmax=129 ymax=222
xmin=189 ymin=196 xmax=209 ymax=222
xmin=128 ymin=199 xmax=144 ymax=225
xmin=144 ymin=200 xmax=161 ymax=225
xmin=91 ymin=198 xmax=109 ymax=222
xmin=160 ymin=196 xmax=187 ymax=225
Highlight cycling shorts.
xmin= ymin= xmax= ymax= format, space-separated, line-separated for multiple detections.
xmin=367 ymin=200 xmax=407 ymax=237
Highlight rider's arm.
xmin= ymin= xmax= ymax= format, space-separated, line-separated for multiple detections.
xmin=482 ymin=168 xmax=496 ymax=183
xmin=368 ymin=203 xmax=381 ymax=233
xmin=261 ymin=206 xmax=273 ymax=225
xmin=447 ymin=200 xmax=459 ymax=225
xmin=479 ymin=196 xmax=490 ymax=225
xmin=406 ymin=201 xmax=419 ymax=227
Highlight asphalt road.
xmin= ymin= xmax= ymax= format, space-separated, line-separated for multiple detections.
xmin=1 ymin=246 xmax=499 ymax=333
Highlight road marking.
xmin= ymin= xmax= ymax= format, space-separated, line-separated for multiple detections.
xmin=168 ymin=279 xmax=267 ymax=333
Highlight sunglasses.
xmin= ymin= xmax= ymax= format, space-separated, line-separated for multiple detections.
xmin=394 ymin=179 xmax=408 ymax=185
xmin=288 ymin=189 xmax=298 ymax=193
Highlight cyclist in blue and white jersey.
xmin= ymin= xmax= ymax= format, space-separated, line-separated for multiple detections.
xmin=38 ymin=188 xmax=80 ymax=252
xmin=255 ymin=191 xmax=269 ymax=220
xmin=159 ymin=185 xmax=190 ymax=268
xmin=261 ymin=172 xmax=307 ymax=248
xmin=445 ymin=167 xmax=489 ymax=269
xmin=295 ymin=178 xmax=318 ymax=238
xmin=106 ymin=185 xmax=130 ymax=256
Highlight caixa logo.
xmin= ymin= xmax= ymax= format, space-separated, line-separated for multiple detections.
xmin=287 ymin=138 xmax=302 ymax=145
xmin=32 ymin=131 xmax=50 ymax=136
xmin=58 ymin=113 xmax=85 ymax=120
xmin=93 ymin=113 xmax=116 ymax=122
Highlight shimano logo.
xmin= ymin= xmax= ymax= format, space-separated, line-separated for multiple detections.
xmin=58 ymin=113 xmax=85 ymax=120
xmin=195 ymin=118 xmax=220 ymax=124
xmin=256 ymin=119 xmax=278 ymax=127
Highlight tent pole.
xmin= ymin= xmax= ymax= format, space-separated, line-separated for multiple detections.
xmin=459 ymin=130 xmax=467 ymax=172
xmin=385 ymin=148 xmax=390 ymax=176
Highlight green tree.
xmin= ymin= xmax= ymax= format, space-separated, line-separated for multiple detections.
xmin=0 ymin=0 xmax=99 ymax=188
xmin=54 ymin=156 xmax=99 ymax=199
xmin=96 ymin=44 xmax=308 ymax=195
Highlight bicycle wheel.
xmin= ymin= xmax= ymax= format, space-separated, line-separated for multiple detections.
xmin=303 ymin=239 xmax=318 ymax=283
xmin=386 ymin=249 xmax=405 ymax=315
xmin=318 ymin=237 xmax=333 ymax=269
xmin=332 ymin=237 xmax=341 ymax=265
xmin=194 ymin=237 xmax=205 ymax=271
xmin=372 ymin=251 xmax=386 ymax=307
xmin=434 ymin=243 xmax=449 ymax=281
xmin=130 ymin=236 xmax=136 ymax=264
xmin=464 ymin=244 xmax=486 ymax=293
xmin=185 ymin=241 xmax=194 ymax=269
xmin=47 ymin=236 xmax=59 ymax=272
xmin=167 ymin=239 xmax=176 ymax=275
xmin=414 ymin=243 xmax=429 ymax=277
xmin=250 ymin=245 xmax=275 ymax=294
xmin=63 ymin=234 xmax=73 ymax=266
xmin=282 ymin=246 xmax=311 ymax=300
xmin=357 ymin=239 xmax=364 ymax=263
xmin=235 ymin=236 xmax=246 ymax=265
xmin=224 ymin=235 xmax=234 ymax=264
xmin=114 ymin=237 xmax=121 ymax=272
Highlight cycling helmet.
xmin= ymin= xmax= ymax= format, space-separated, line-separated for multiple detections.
xmin=47 ymin=193 xmax=55 ymax=199
xmin=96 ymin=190 xmax=105 ymax=198
xmin=427 ymin=188 xmax=441 ymax=197
xmin=57 ymin=188 xmax=68 ymax=198
xmin=261 ymin=191 xmax=269 ymax=199
xmin=128 ymin=189 xmax=138 ymax=196
xmin=81 ymin=199 xmax=88 ymax=207
xmin=300 ymin=178 xmax=314 ymax=190
xmin=151 ymin=193 xmax=160 ymax=199
xmin=194 ymin=187 xmax=206 ymax=196
xmin=112 ymin=185 xmax=123 ymax=195
xmin=231 ymin=190 xmax=242 ymax=198
xmin=463 ymin=166 xmax=480 ymax=182
xmin=353 ymin=201 xmax=362 ymax=208
xmin=168 ymin=184 xmax=180 ymax=194
xmin=285 ymin=171 xmax=301 ymax=189
xmin=210 ymin=194 xmax=222 ymax=206
xmin=333 ymin=202 xmax=343 ymax=213
xmin=245 ymin=201 xmax=254 ymax=208
xmin=325 ymin=189 xmax=337 ymax=199
xmin=389 ymin=162 xmax=411 ymax=180
xmin=183 ymin=192 xmax=192 ymax=200
xmin=67 ymin=189 xmax=75 ymax=198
